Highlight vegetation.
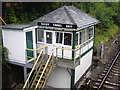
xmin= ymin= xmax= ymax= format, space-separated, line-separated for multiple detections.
xmin=2 ymin=2 xmax=120 ymax=51
xmin=0 ymin=45 xmax=8 ymax=66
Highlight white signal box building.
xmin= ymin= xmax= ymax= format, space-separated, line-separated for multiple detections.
xmin=2 ymin=6 xmax=99 ymax=89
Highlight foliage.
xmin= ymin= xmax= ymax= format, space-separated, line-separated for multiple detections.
xmin=4 ymin=6 xmax=17 ymax=23
xmin=0 ymin=45 xmax=8 ymax=64
xmin=94 ymin=24 xmax=119 ymax=51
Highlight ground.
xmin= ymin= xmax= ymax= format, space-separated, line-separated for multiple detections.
xmin=90 ymin=32 xmax=120 ymax=81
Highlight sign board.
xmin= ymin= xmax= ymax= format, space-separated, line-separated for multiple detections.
xmin=37 ymin=22 xmax=77 ymax=29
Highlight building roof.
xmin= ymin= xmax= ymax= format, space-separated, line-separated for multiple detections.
xmin=2 ymin=5 xmax=99 ymax=31
xmin=2 ymin=24 xmax=34 ymax=30
xmin=30 ymin=5 xmax=99 ymax=29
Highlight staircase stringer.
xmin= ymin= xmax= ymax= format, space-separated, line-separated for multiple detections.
xmin=30 ymin=53 xmax=48 ymax=88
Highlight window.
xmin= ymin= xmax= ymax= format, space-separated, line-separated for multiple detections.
xmin=79 ymin=32 xmax=82 ymax=44
xmin=81 ymin=30 xmax=85 ymax=43
xmin=84 ymin=28 xmax=88 ymax=41
xmin=64 ymin=33 xmax=72 ymax=46
xmin=38 ymin=30 xmax=44 ymax=42
xmin=76 ymin=33 xmax=78 ymax=45
xmin=46 ymin=32 xmax=52 ymax=44
xmin=89 ymin=27 xmax=93 ymax=39
xmin=56 ymin=32 xmax=63 ymax=44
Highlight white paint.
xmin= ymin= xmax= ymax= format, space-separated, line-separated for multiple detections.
xmin=23 ymin=26 xmax=37 ymax=32
xmin=2 ymin=29 xmax=26 ymax=64
xmin=75 ymin=49 xmax=93 ymax=83
xmin=32 ymin=29 xmax=37 ymax=58
xmin=47 ymin=66 xmax=71 ymax=88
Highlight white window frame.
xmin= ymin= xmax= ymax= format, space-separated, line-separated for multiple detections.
xmin=63 ymin=32 xmax=73 ymax=47
xmin=37 ymin=29 xmax=45 ymax=44
xmin=45 ymin=30 xmax=53 ymax=45
xmin=55 ymin=31 xmax=63 ymax=46
xmin=89 ymin=26 xmax=94 ymax=39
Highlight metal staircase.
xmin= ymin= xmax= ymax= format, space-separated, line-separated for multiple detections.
xmin=22 ymin=47 xmax=57 ymax=89
xmin=23 ymin=46 xmax=81 ymax=89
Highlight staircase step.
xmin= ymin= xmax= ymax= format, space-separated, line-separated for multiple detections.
xmin=35 ymin=79 xmax=44 ymax=83
xmin=37 ymin=75 xmax=46 ymax=79
xmin=42 ymin=64 xmax=52 ymax=67
xmin=39 ymin=71 xmax=48 ymax=75
xmin=40 ymin=67 xmax=50 ymax=71
xmin=33 ymin=83 xmax=43 ymax=88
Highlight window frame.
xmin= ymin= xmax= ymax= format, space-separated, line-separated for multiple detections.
xmin=37 ymin=29 xmax=45 ymax=44
xmin=63 ymin=32 xmax=73 ymax=46
xmin=55 ymin=31 xmax=63 ymax=45
xmin=45 ymin=30 xmax=53 ymax=44
xmin=89 ymin=26 xmax=94 ymax=39
xmin=37 ymin=29 xmax=45 ymax=43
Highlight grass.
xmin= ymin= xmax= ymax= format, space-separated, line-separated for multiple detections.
xmin=94 ymin=24 xmax=119 ymax=51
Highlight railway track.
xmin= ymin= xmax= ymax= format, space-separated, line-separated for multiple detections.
xmin=92 ymin=51 xmax=120 ymax=90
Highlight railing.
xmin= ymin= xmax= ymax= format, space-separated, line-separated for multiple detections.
xmin=56 ymin=45 xmax=81 ymax=60
xmin=0 ymin=17 xmax=7 ymax=25
xmin=35 ymin=47 xmax=57 ymax=89
xmin=23 ymin=45 xmax=81 ymax=89
xmin=22 ymin=50 xmax=43 ymax=89
xmin=26 ymin=45 xmax=48 ymax=63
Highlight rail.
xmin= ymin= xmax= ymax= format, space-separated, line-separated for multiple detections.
xmin=26 ymin=45 xmax=48 ymax=51
xmin=26 ymin=45 xmax=80 ymax=61
xmin=0 ymin=17 xmax=7 ymax=25
xmin=23 ymin=45 xmax=81 ymax=89
xmin=98 ymin=51 xmax=120 ymax=90
xmin=26 ymin=45 xmax=48 ymax=63
xmin=22 ymin=50 xmax=43 ymax=89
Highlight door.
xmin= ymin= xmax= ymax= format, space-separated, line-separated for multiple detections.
xmin=26 ymin=31 xmax=33 ymax=60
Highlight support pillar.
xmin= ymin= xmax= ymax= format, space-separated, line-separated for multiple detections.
xmin=23 ymin=65 xmax=27 ymax=83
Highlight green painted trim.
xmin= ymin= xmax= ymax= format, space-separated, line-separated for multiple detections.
xmin=75 ymin=46 xmax=93 ymax=61
xmin=35 ymin=28 xmax=37 ymax=44
xmin=81 ymin=46 xmax=93 ymax=58
xmin=26 ymin=31 xmax=34 ymax=60
xmin=71 ymin=31 xmax=76 ymax=89
xmin=72 ymin=31 xmax=76 ymax=60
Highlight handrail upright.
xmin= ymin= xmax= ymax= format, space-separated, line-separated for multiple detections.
xmin=22 ymin=50 xmax=43 ymax=89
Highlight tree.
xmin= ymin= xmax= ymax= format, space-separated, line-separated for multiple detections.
xmin=5 ymin=7 xmax=17 ymax=24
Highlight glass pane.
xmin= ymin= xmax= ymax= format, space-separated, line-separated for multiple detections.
xmin=59 ymin=33 xmax=63 ymax=43
xmin=64 ymin=33 xmax=71 ymax=46
xmin=46 ymin=32 xmax=52 ymax=44
xmin=89 ymin=27 xmax=93 ymax=39
xmin=81 ymin=30 xmax=85 ymax=43
xmin=56 ymin=32 xmax=59 ymax=43
xmin=84 ymin=28 xmax=89 ymax=41
xmin=76 ymin=33 xmax=78 ymax=45
xmin=38 ymin=30 xmax=44 ymax=42
xmin=56 ymin=32 xmax=63 ymax=44
xmin=79 ymin=32 xmax=82 ymax=44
